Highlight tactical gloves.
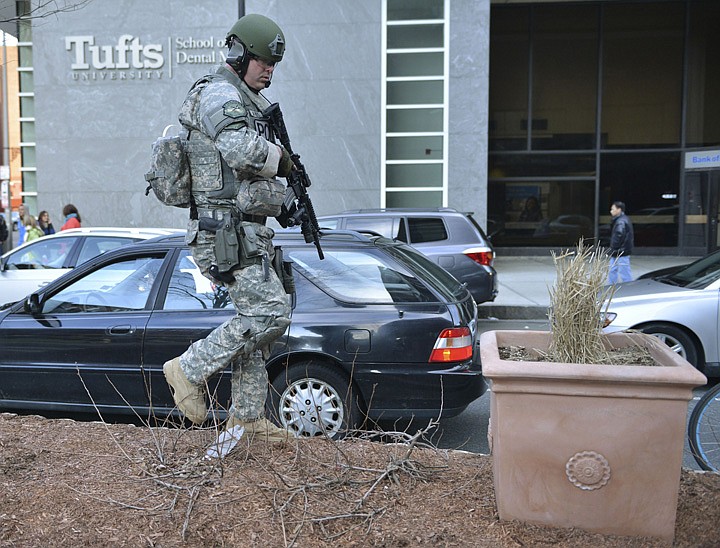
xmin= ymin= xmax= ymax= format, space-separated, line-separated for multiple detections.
xmin=277 ymin=146 xmax=293 ymax=178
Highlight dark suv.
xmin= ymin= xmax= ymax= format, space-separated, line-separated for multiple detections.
xmin=317 ymin=208 xmax=497 ymax=304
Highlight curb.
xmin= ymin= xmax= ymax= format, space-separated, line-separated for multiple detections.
xmin=478 ymin=305 xmax=548 ymax=321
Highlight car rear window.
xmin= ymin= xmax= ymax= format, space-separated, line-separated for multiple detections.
xmin=407 ymin=218 xmax=448 ymax=243
xmin=381 ymin=240 xmax=467 ymax=301
xmin=345 ymin=217 xmax=397 ymax=238
xmin=287 ymin=248 xmax=439 ymax=304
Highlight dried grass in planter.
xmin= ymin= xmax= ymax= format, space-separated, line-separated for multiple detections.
xmin=547 ymin=239 xmax=618 ymax=364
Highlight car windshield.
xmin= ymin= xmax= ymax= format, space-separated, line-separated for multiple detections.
xmin=41 ymin=255 xmax=165 ymax=314
xmin=287 ymin=247 xmax=438 ymax=304
xmin=4 ymin=237 xmax=79 ymax=269
xmin=664 ymin=251 xmax=720 ymax=289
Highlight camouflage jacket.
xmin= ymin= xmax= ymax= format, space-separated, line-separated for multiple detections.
xmin=177 ymin=64 xmax=281 ymax=212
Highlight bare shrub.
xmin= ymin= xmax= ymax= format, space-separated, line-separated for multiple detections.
xmin=547 ymin=239 xmax=617 ymax=364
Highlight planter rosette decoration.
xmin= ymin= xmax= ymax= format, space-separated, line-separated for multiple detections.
xmin=481 ymin=329 xmax=706 ymax=543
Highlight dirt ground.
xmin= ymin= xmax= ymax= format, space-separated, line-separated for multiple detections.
xmin=0 ymin=412 xmax=718 ymax=547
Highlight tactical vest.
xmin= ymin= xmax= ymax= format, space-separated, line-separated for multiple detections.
xmin=182 ymin=68 xmax=275 ymax=212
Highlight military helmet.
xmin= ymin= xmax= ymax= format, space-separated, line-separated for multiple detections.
xmin=226 ymin=14 xmax=285 ymax=64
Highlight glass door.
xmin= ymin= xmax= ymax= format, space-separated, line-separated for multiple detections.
xmin=684 ymin=170 xmax=720 ymax=253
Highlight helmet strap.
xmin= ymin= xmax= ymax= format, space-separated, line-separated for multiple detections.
xmin=225 ymin=37 xmax=248 ymax=75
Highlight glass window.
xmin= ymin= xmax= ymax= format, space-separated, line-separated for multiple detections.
xmin=532 ymin=5 xmax=598 ymax=150
xmin=288 ymin=249 xmax=437 ymax=304
xmin=21 ymin=146 xmax=35 ymax=165
xmin=489 ymin=153 xmax=596 ymax=178
xmin=317 ymin=218 xmax=338 ymax=230
xmin=387 ymin=81 xmax=443 ymax=105
xmin=17 ymin=44 xmax=32 ymax=67
xmin=599 ymin=152 xmax=680 ymax=247
xmin=387 ymin=191 xmax=442 ymax=208
xmin=601 ymin=3 xmax=684 ymax=148
xmin=163 ymin=250 xmax=233 ymax=311
xmin=20 ymin=121 xmax=35 ymax=141
xmin=407 ymin=218 xmax=448 ymax=244
xmin=42 ymin=256 xmax=164 ymax=314
xmin=22 ymin=171 xmax=37 ymax=193
xmin=386 ymin=164 xmax=443 ymax=188
xmin=686 ymin=1 xmax=720 ymax=148
xmin=488 ymin=180 xmax=596 ymax=247
xmin=17 ymin=19 xmax=32 ymax=43
xmin=345 ymin=217 xmax=398 ymax=238
xmin=19 ymin=72 xmax=34 ymax=92
xmin=76 ymin=236 xmax=136 ymax=265
xmin=387 ymin=24 xmax=443 ymax=49
xmin=387 ymin=136 xmax=443 ymax=160
xmin=387 ymin=0 xmax=443 ymax=21
xmin=387 ymin=108 xmax=443 ymax=133
xmin=387 ymin=52 xmax=443 ymax=77
xmin=19 ymin=97 xmax=34 ymax=118
xmin=5 ymin=237 xmax=79 ymax=269
xmin=489 ymin=7 xmax=530 ymax=151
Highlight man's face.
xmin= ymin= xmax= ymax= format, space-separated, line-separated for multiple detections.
xmin=610 ymin=205 xmax=620 ymax=217
xmin=243 ymin=57 xmax=276 ymax=91
xmin=18 ymin=204 xmax=25 ymax=216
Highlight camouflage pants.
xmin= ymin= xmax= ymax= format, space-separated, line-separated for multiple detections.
xmin=179 ymin=221 xmax=291 ymax=420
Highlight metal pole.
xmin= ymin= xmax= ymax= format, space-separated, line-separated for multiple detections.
xmin=238 ymin=0 xmax=245 ymax=18
xmin=1 ymin=30 xmax=11 ymax=251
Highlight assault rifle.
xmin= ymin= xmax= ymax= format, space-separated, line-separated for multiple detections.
xmin=263 ymin=102 xmax=324 ymax=260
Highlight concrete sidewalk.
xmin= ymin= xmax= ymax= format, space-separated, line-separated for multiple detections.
xmin=478 ymin=254 xmax=698 ymax=320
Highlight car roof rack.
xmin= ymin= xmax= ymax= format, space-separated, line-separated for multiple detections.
xmin=334 ymin=207 xmax=458 ymax=213
xmin=275 ymin=228 xmax=384 ymax=243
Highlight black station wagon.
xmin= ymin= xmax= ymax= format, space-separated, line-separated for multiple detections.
xmin=0 ymin=230 xmax=484 ymax=438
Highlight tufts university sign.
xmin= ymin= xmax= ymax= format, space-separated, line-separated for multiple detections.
xmin=64 ymin=34 xmax=226 ymax=81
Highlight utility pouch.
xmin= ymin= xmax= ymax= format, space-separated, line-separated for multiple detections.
xmin=237 ymin=222 xmax=263 ymax=268
xmin=214 ymin=214 xmax=240 ymax=274
xmin=272 ymin=246 xmax=296 ymax=295
xmin=198 ymin=216 xmax=224 ymax=234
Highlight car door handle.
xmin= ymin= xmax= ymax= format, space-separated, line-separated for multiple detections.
xmin=107 ymin=325 xmax=136 ymax=335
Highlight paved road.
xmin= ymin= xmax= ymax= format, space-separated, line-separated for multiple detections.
xmin=430 ymin=318 xmax=709 ymax=471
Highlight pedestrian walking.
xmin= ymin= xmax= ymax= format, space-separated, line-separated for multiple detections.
xmin=162 ymin=14 xmax=294 ymax=442
xmin=608 ymin=201 xmax=634 ymax=284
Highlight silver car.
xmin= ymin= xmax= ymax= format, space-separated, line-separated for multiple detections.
xmin=317 ymin=208 xmax=498 ymax=304
xmin=603 ymin=251 xmax=720 ymax=377
xmin=0 ymin=227 xmax=182 ymax=307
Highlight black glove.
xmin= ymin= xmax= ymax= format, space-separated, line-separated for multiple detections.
xmin=277 ymin=147 xmax=293 ymax=178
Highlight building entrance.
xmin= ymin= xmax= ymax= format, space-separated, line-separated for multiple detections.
xmin=684 ymin=169 xmax=720 ymax=254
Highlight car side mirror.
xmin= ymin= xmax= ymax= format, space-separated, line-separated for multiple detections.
xmin=24 ymin=293 xmax=41 ymax=315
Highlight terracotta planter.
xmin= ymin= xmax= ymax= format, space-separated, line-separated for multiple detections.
xmin=481 ymin=330 xmax=707 ymax=543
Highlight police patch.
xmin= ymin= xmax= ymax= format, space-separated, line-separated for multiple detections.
xmin=222 ymin=100 xmax=246 ymax=118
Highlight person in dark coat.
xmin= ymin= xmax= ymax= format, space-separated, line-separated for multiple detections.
xmin=608 ymin=201 xmax=634 ymax=284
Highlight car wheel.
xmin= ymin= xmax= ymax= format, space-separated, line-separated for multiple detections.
xmin=640 ymin=323 xmax=700 ymax=367
xmin=269 ymin=361 xmax=361 ymax=439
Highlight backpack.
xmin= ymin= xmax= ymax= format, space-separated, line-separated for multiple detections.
xmin=143 ymin=73 xmax=233 ymax=209
xmin=143 ymin=127 xmax=193 ymax=208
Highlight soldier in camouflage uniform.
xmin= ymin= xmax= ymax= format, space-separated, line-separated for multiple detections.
xmin=163 ymin=14 xmax=294 ymax=442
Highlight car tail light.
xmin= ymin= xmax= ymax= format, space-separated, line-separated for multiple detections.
xmin=429 ymin=327 xmax=473 ymax=363
xmin=463 ymin=247 xmax=494 ymax=267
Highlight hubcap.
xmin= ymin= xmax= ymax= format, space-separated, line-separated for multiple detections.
xmin=279 ymin=377 xmax=345 ymax=438
xmin=652 ymin=333 xmax=686 ymax=359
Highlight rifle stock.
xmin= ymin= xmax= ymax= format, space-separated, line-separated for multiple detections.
xmin=263 ymin=102 xmax=324 ymax=260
